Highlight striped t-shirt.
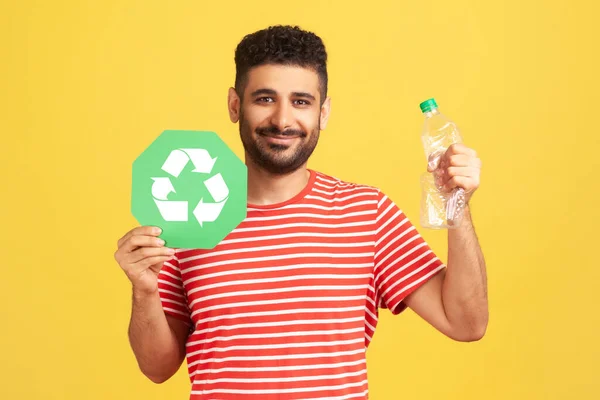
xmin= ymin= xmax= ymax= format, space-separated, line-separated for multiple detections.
xmin=158 ymin=169 xmax=445 ymax=399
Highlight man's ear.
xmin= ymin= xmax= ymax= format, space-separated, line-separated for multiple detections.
xmin=228 ymin=87 xmax=241 ymax=123
xmin=320 ymin=96 xmax=332 ymax=130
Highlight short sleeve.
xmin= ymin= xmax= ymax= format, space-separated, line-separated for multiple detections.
xmin=157 ymin=253 xmax=192 ymax=326
xmin=374 ymin=190 xmax=446 ymax=315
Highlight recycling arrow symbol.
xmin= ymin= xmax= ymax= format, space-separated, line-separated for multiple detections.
xmin=151 ymin=148 xmax=229 ymax=227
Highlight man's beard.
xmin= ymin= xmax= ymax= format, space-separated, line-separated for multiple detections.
xmin=239 ymin=110 xmax=320 ymax=175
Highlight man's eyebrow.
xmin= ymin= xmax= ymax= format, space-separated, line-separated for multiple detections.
xmin=292 ymin=92 xmax=316 ymax=101
xmin=250 ymin=88 xmax=277 ymax=97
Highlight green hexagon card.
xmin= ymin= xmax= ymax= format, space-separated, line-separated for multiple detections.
xmin=131 ymin=130 xmax=247 ymax=249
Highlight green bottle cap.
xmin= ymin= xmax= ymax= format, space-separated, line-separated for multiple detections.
xmin=419 ymin=98 xmax=438 ymax=113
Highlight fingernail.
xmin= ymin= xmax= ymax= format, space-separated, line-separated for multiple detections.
xmin=154 ymin=227 xmax=162 ymax=234
xmin=167 ymin=248 xmax=175 ymax=254
xmin=157 ymin=239 xmax=165 ymax=246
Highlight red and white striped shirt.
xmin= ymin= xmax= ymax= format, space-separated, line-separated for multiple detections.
xmin=158 ymin=169 xmax=445 ymax=399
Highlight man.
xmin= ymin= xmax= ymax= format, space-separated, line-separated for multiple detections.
xmin=114 ymin=25 xmax=488 ymax=399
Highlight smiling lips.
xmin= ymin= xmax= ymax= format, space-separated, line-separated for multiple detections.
xmin=262 ymin=134 xmax=300 ymax=145
xmin=258 ymin=130 xmax=304 ymax=145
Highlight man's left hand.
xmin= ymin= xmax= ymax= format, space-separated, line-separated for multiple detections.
xmin=428 ymin=143 xmax=482 ymax=204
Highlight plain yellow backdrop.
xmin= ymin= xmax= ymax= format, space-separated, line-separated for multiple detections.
xmin=2 ymin=0 xmax=599 ymax=399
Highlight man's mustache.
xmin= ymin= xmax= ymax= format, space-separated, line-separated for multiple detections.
xmin=256 ymin=126 xmax=306 ymax=138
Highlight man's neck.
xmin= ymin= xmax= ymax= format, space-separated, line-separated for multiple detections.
xmin=246 ymin=159 xmax=311 ymax=206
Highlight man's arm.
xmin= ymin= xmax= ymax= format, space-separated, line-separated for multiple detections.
xmin=129 ymin=289 xmax=190 ymax=383
xmin=403 ymin=143 xmax=488 ymax=341
xmin=115 ymin=226 xmax=191 ymax=383
xmin=403 ymin=205 xmax=488 ymax=341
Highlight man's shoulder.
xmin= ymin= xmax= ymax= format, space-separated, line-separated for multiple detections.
xmin=312 ymin=169 xmax=382 ymax=196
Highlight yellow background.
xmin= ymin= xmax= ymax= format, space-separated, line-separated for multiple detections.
xmin=2 ymin=0 xmax=599 ymax=399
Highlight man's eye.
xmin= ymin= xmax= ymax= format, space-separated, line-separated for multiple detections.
xmin=295 ymin=100 xmax=310 ymax=106
xmin=257 ymin=97 xmax=274 ymax=103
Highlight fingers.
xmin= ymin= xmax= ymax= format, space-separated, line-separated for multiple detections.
xmin=428 ymin=145 xmax=481 ymax=172
xmin=136 ymin=255 xmax=174 ymax=272
xmin=441 ymin=154 xmax=481 ymax=169
xmin=114 ymin=226 xmax=173 ymax=291
xmin=121 ymin=254 xmax=174 ymax=283
xmin=444 ymin=174 xmax=480 ymax=193
xmin=435 ymin=167 xmax=476 ymax=191
xmin=114 ymin=226 xmax=171 ymax=273
xmin=117 ymin=226 xmax=162 ymax=249
xmin=116 ymin=245 xmax=175 ymax=281
xmin=121 ymin=234 xmax=166 ymax=254
xmin=447 ymin=143 xmax=477 ymax=158
xmin=127 ymin=246 xmax=175 ymax=264
xmin=446 ymin=166 xmax=478 ymax=179
xmin=444 ymin=144 xmax=480 ymax=166
xmin=431 ymin=144 xmax=481 ymax=195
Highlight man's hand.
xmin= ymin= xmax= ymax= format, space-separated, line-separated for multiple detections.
xmin=428 ymin=143 xmax=482 ymax=203
xmin=114 ymin=226 xmax=175 ymax=295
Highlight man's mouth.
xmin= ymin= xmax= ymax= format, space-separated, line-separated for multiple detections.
xmin=261 ymin=133 xmax=301 ymax=139
xmin=261 ymin=134 xmax=300 ymax=145
xmin=256 ymin=128 xmax=305 ymax=147
xmin=256 ymin=127 xmax=306 ymax=139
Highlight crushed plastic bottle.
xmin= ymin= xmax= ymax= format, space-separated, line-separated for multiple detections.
xmin=419 ymin=98 xmax=466 ymax=229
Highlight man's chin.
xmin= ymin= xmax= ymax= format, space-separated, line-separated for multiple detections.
xmin=255 ymin=154 xmax=303 ymax=175
xmin=266 ymin=143 xmax=292 ymax=151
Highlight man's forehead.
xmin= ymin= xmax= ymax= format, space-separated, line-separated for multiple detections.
xmin=245 ymin=64 xmax=320 ymax=95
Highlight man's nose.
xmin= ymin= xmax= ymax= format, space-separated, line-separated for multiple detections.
xmin=269 ymin=102 xmax=293 ymax=132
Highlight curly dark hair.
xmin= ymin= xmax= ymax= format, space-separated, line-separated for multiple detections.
xmin=234 ymin=25 xmax=328 ymax=104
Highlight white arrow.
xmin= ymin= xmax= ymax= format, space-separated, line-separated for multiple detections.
xmin=203 ymin=173 xmax=229 ymax=202
xmin=182 ymin=148 xmax=217 ymax=174
xmin=161 ymin=149 xmax=189 ymax=178
xmin=151 ymin=177 xmax=176 ymax=200
xmin=154 ymin=199 xmax=188 ymax=221
xmin=193 ymin=198 xmax=227 ymax=227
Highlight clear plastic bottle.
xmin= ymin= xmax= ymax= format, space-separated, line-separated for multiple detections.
xmin=419 ymin=98 xmax=466 ymax=229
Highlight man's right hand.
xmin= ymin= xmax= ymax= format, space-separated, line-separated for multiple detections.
xmin=114 ymin=226 xmax=175 ymax=295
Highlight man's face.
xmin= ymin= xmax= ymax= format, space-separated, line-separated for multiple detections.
xmin=231 ymin=64 xmax=329 ymax=175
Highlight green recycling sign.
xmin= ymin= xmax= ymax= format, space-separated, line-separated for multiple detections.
xmin=131 ymin=130 xmax=247 ymax=249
